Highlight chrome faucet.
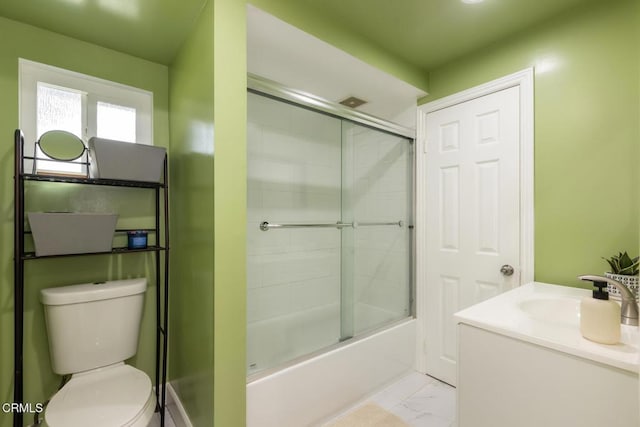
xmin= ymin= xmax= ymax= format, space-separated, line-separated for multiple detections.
xmin=578 ymin=275 xmax=639 ymax=326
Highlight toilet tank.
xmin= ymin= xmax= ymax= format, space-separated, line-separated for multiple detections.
xmin=41 ymin=278 xmax=147 ymax=375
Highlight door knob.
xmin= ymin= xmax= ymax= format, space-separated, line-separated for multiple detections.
xmin=500 ymin=265 xmax=515 ymax=276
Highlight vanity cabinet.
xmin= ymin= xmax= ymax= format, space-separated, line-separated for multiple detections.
xmin=458 ymin=324 xmax=639 ymax=427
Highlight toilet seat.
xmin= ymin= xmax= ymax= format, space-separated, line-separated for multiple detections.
xmin=45 ymin=363 xmax=155 ymax=427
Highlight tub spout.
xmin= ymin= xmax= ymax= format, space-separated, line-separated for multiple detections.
xmin=578 ymin=275 xmax=639 ymax=326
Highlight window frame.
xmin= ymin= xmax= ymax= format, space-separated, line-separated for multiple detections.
xmin=19 ymin=58 xmax=154 ymax=173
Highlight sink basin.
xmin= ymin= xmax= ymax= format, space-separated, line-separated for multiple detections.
xmin=456 ymin=282 xmax=638 ymax=374
xmin=518 ymin=297 xmax=580 ymax=325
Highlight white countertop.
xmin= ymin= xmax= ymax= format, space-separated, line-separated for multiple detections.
xmin=455 ymin=282 xmax=639 ymax=373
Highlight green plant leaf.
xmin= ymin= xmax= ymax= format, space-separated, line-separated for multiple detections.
xmin=603 ymin=252 xmax=640 ymax=275
xmin=632 ymin=257 xmax=640 ymax=276
xmin=619 ymin=264 xmax=634 ymax=275
xmin=611 ymin=261 xmax=619 ymax=273
xmin=603 ymin=257 xmax=616 ymax=273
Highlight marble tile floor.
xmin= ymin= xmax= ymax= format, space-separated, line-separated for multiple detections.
xmin=150 ymin=372 xmax=453 ymax=427
xmin=324 ymin=372 xmax=456 ymax=427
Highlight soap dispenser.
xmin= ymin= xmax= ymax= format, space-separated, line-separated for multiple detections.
xmin=580 ymin=280 xmax=620 ymax=344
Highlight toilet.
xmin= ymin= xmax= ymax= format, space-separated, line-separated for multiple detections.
xmin=40 ymin=278 xmax=155 ymax=427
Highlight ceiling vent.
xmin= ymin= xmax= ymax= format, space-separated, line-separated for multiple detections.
xmin=339 ymin=96 xmax=367 ymax=109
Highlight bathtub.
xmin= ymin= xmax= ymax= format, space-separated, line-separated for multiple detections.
xmin=246 ymin=315 xmax=416 ymax=427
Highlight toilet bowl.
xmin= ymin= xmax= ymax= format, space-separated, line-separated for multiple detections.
xmin=45 ymin=363 xmax=155 ymax=427
xmin=41 ymin=279 xmax=154 ymax=427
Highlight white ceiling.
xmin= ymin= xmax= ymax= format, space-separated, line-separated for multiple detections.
xmin=247 ymin=5 xmax=427 ymax=129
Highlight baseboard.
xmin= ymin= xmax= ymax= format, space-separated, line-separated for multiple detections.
xmin=166 ymin=382 xmax=194 ymax=427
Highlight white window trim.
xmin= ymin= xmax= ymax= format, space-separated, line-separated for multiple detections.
xmin=19 ymin=58 xmax=154 ymax=172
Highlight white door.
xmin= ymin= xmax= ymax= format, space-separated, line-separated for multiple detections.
xmin=424 ymin=86 xmax=521 ymax=386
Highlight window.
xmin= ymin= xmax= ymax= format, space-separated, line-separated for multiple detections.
xmin=19 ymin=59 xmax=153 ymax=175
xmin=96 ymin=102 xmax=136 ymax=142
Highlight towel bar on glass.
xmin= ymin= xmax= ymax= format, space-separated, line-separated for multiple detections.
xmin=259 ymin=220 xmax=403 ymax=231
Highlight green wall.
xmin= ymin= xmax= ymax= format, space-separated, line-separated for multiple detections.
xmin=423 ymin=0 xmax=640 ymax=287
xmin=168 ymin=0 xmax=246 ymax=425
xmin=168 ymin=0 xmax=215 ymax=425
xmin=0 ymin=17 xmax=169 ymax=427
xmin=211 ymin=0 xmax=247 ymax=426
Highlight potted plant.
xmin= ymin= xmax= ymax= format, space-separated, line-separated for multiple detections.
xmin=603 ymin=251 xmax=639 ymax=301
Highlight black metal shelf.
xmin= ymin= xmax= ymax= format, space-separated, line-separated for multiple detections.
xmin=22 ymin=246 xmax=167 ymax=260
xmin=13 ymin=129 xmax=170 ymax=427
xmin=24 ymin=228 xmax=158 ymax=234
xmin=22 ymin=172 xmax=166 ymax=189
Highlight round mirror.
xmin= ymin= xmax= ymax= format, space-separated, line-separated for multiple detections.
xmin=38 ymin=130 xmax=85 ymax=161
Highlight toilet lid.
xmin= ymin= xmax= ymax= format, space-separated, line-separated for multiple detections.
xmin=46 ymin=364 xmax=153 ymax=427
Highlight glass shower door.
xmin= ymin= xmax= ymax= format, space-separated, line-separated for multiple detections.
xmin=246 ymin=92 xmax=344 ymax=375
xmin=341 ymin=122 xmax=413 ymax=338
xmin=247 ymin=90 xmax=414 ymax=376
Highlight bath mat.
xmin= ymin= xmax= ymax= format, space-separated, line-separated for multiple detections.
xmin=327 ymin=403 xmax=409 ymax=427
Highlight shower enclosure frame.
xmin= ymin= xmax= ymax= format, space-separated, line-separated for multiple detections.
xmin=247 ymin=74 xmax=417 ymax=378
xmin=248 ymin=74 xmax=415 ymax=140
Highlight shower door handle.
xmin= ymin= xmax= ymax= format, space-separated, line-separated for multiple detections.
xmin=260 ymin=221 xmax=352 ymax=231
xmin=260 ymin=221 xmax=404 ymax=231
xmin=259 ymin=221 xmax=404 ymax=231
